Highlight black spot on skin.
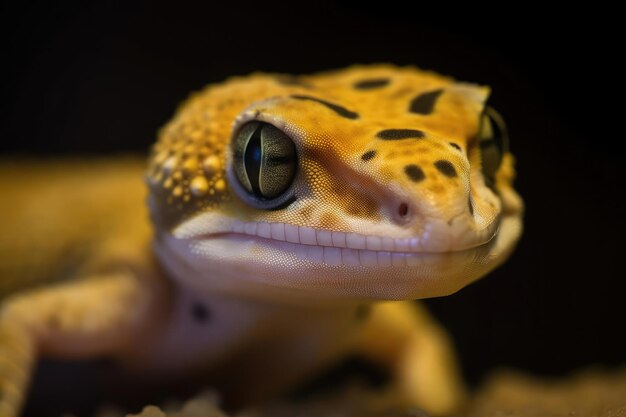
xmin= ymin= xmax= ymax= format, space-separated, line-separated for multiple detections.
xmin=275 ymin=75 xmax=313 ymax=88
xmin=404 ymin=164 xmax=426 ymax=182
xmin=449 ymin=142 xmax=462 ymax=151
xmin=376 ymin=129 xmax=425 ymax=140
xmin=291 ymin=95 xmax=359 ymax=119
xmin=434 ymin=160 xmax=457 ymax=178
xmin=361 ymin=150 xmax=376 ymax=161
xmin=191 ymin=302 xmax=211 ymax=323
xmin=355 ymin=304 xmax=372 ymax=321
xmin=353 ymin=78 xmax=390 ymax=90
xmin=409 ymin=89 xmax=444 ymax=115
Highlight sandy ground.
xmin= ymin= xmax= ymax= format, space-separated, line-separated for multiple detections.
xmin=120 ymin=366 xmax=626 ymax=417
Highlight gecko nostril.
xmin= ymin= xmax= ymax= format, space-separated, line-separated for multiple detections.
xmin=398 ymin=202 xmax=409 ymax=218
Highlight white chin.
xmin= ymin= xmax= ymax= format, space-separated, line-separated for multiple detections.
xmin=155 ymin=215 xmax=522 ymax=302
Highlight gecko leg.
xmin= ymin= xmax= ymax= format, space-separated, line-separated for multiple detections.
xmin=0 ymin=318 xmax=34 ymax=417
xmin=355 ymin=301 xmax=467 ymax=416
xmin=0 ymin=264 xmax=166 ymax=417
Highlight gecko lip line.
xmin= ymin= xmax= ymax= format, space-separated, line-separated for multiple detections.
xmin=191 ymin=233 xmax=495 ymax=268
xmin=188 ymin=218 xmax=501 ymax=255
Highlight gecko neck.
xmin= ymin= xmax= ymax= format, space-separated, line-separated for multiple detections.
xmin=123 ymin=240 xmax=364 ymax=381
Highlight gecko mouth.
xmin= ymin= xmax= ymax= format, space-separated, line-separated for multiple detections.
xmin=176 ymin=214 xmax=502 ymax=268
xmin=230 ymin=219 xmax=498 ymax=252
xmin=208 ymin=233 xmax=495 ymax=267
xmin=161 ymin=211 xmax=521 ymax=299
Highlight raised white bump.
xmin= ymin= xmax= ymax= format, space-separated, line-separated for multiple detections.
xmin=382 ymin=237 xmax=395 ymax=251
xmin=244 ymin=222 xmax=257 ymax=235
xmin=391 ymin=252 xmax=406 ymax=266
xmin=270 ymin=223 xmax=286 ymax=241
xmin=377 ymin=251 xmax=392 ymax=267
xmin=299 ymin=226 xmax=318 ymax=245
xmin=346 ymin=233 xmax=366 ymax=250
xmin=257 ymin=222 xmax=271 ymax=239
xmin=395 ymin=238 xmax=410 ymax=252
xmin=294 ymin=242 xmax=308 ymax=260
xmin=422 ymin=220 xmax=450 ymax=252
xmin=306 ymin=245 xmax=324 ymax=263
xmin=366 ymin=235 xmax=383 ymax=251
xmin=341 ymin=248 xmax=360 ymax=266
xmin=285 ymin=224 xmax=300 ymax=243
xmin=323 ymin=247 xmax=342 ymax=266
xmin=331 ymin=231 xmax=347 ymax=248
xmin=359 ymin=250 xmax=378 ymax=267
xmin=316 ymin=229 xmax=333 ymax=246
xmin=232 ymin=221 xmax=245 ymax=234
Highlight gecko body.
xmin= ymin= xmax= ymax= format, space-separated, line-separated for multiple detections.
xmin=0 ymin=65 xmax=523 ymax=416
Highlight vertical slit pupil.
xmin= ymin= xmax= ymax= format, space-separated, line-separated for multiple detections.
xmin=244 ymin=125 xmax=263 ymax=197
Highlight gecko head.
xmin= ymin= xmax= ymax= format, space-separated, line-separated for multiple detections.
xmin=146 ymin=65 xmax=523 ymax=302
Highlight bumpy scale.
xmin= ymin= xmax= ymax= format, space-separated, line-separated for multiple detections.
xmin=0 ymin=64 xmax=523 ymax=417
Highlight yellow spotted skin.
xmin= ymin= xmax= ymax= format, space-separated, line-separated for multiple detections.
xmin=0 ymin=65 xmax=523 ymax=417
xmin=147 ymin=64 xmax=510 ymax=235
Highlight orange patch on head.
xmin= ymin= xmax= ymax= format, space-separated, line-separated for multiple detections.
xmin=318 ymin=212 xmax=342 ymax=229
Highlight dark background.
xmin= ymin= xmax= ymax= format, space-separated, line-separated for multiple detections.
xmin=2 ymin=1 xmax=624 ymax=414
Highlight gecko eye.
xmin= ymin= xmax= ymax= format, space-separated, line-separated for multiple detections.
xmin=479 ymin=106 xmax=509 ymax=183
xmin=231 ymin=122 xmax=297 ymax=207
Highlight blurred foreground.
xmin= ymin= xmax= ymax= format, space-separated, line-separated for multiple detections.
xmin=113 ymin=367 xmax=626 ymax=417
